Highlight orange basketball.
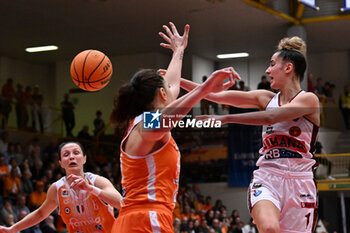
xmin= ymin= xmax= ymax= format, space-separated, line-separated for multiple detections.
xmin=70 ymin=50 xmax=113 ymax=91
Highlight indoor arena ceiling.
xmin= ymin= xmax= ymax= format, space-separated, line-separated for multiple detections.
xmin=0 ymin=0 xmax=349 ymax=64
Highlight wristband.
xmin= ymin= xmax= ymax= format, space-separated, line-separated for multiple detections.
xmin=91 ymin=186 xmax=102 ymax=196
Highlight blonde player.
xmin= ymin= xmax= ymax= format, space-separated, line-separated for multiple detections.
xmin=182 ymin=37 xmax=319 ymax=233
xmin=109 ymin=22 xmax=238 ymax=232
xmin=0 ymin=142 xmax=122 ymax=233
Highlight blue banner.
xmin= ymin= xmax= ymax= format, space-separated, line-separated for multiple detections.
xmin=228 ymin=107 xmax=262 ymax=187
xmin=343 ymin=0 xmax=350 ymax=11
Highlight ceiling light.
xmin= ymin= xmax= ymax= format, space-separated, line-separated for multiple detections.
xmin=217 ymin=52 xmax=249 ymax=59
xmin=25 ymin=45 xmax=59 ymax=53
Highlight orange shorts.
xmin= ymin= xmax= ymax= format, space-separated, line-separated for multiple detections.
xmin=112 ymin=204 xmax=174 ymax=233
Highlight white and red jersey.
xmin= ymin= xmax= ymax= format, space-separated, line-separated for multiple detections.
xmin=119 ymin=115 xmax=181 ymax=212
xmin=55 ymin=173 xmax=115 ymax=233
xmin=257 ymin=91 xmax=319 ymax=172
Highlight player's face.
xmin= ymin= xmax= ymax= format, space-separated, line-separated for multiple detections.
xmin=265 ymin=52 xmax=287 ymax=89
xmin=59 ymin=143 xmax=86 ymax=172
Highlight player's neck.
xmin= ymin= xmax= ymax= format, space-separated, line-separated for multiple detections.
xmin=66 ymin=170 xmax=85 ymax=178
xmin=279 ymin=83 xmax=302 ymax=105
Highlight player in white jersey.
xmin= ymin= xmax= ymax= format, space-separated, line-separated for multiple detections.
xmin=181 ymin=37 xmax=319 ymax=233
xmin=0 ymin=142 xmax=122 ymax=233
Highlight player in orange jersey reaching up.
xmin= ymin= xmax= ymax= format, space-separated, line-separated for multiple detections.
xmin=110 ymin=22 xmax=239 ymax=233
xmin=0 ymin=141 xmax=122 ymax=233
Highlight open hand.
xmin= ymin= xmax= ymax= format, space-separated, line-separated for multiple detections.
xmin=159 ymin=22 xmax=190 ymax=52
xmin=202 ymin=67 xmax=241 ymax=93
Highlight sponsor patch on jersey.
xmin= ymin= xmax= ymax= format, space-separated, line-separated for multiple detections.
xmin=266 ymin=126 xmax=274 ymax=134
xmin=265 ymin=148 xmax=302 ymax=159
xmin=252 ymin=183 xmax=262 ymax=189
xmin=289 ymin=126 xmax=301 ymax=137
xmin=301 ymin=202 xmax=316 ymax=208
xmin=65 ymin=207 xmax=71 ymax=214
xmin=61 ymin=189 xmax=69 ymax=197
xmin=95 ymin=224 xmax=103 ymax=230
xmin=253 ymin=190 xmax=262 ymax=197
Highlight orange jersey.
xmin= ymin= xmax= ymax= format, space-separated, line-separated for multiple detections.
xmin=56 ymin=172 xmax=115 ymax=233
xmin=120 ymin=115 xmax=181 ymax=212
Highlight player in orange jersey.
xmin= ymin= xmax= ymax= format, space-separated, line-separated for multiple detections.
xmin=0 ymin=141 xmax=122 ymax=233
xmin=109 ymin=22 xmax=239 ymax=233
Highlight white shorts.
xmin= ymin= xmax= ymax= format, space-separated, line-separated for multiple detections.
xmin=248 ymin=167 xmax=318 ymax=233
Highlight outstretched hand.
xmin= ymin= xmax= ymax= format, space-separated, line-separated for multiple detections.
xmin=202 ymin=67 xmax=241 ymax=94
xmin=159 ymin=22 xmax=190 ymax=52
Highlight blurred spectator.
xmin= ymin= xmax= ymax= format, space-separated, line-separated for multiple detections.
xmin=31 ymin=85 xmax=44 ymax=132
xmin=1 ymin=78 xmax=15 ymax=128
xmin=238 ymin=81 xmax=250 ymax=91
xmin=22 ymin=86 xmax=33 ymax=129
xmin=3 ymin=168 xmax=21 ymax=201
xmin=43 ymin=140 xmax=58 ymax=158
xmin=199 ymin=219 xmax=210 ymax=233
xmin=4 ymin=143 xmax=15 ymax=165
xmin=314 ymin=78 xmax=324 ymax=95
xmin=21 ymin=169 xmax=34 ymax=196
xmin=212 ymin=218 xmax=223 ymax=233
xmin=0 ymin=198 xmax=17 ymax=224
xmin=40 ymin=215 xmax=58 ymax=233
xmin=29 ymin=181 xmax=46 ymax=210
xmin=0 ymin=131 xmax=10 ymax=155
xmin=339 ymin=85 xmax=350 ymax=130
xmin=173 ymin=218 xmax=181 ymax=233
xmin=307 ymin=73 xmax=315 ymax=93
xmin=257 ymin=75 xmax=270 ymax=90
xmin=203 ymin=196 xmax=213 ymax=211
xmin=15 ymin=83 xmax=28 ymax=129
xmin=8 ymin=157 xmax=22 ymax=177
xmin=30 ymin=160 xmax=44 ymax=184
xmin=93 ymin=110 xmax=105 ymax=136
xmin=77 ymin=125 xmax=93 ymax=140
xmin=61 ymin=93 xmax=75 ymax=137
xmin=13 ymin=194 xmax=30 ymax=220
xmin=14 ymin=142 xmax=24 ymax=165
xmin=242 ymin=218 xmax=257 ymax=233
xmin=3 ymin=213 xmax=15 ymax=227
xmin=0 ymin=154 xmax=9 ymax=179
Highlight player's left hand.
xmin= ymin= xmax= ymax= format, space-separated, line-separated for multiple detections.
xmin=159 ymin=22 xmax=190 ymax=52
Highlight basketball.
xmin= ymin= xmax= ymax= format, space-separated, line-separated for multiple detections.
xmin=70 ymin=50 xmax=113 ymax=91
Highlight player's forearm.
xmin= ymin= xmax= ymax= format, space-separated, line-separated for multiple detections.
xmin=163 ymin=84 xmax=209 ymax=121
xmin=221 ymin=111 xmax=274 ymax=125
xmin=99 ymin=189 xmax=122 ymax=209
xmin=9 ymin=209 xmax=47 ymax=233
xmin=164 ymin=49 xmax=184 ymax=86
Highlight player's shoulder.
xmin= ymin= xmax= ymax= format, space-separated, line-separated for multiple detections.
xmin=297 ymin=91 xmax=319 ymax=105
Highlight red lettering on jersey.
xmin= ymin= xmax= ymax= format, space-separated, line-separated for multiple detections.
xmin=263 ymin=135 xmax=307 ymax=153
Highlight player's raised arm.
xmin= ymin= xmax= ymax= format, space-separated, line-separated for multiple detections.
xmin=159 ymin=22 xmax=190 ymax=100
